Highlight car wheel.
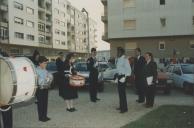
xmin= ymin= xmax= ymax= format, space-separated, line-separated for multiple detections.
xmin=183 ymin=82 xmax=193 ymax=94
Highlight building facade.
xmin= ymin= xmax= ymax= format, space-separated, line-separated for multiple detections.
xmin=101 ymin=0 xmax=194 ymax=59
xmin=0 ymin=0 xmax=97 ymax=58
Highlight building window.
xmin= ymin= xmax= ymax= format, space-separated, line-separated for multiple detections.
xmin=55 ymin=29 xmax=60 ymax=35
xmin=27 ymin=34 xmax=34 ymax=41
xmin=39 ymin=35 xmax=45 ymax=43
xmin=159 ymin=41 xmax=165 ymax=50
xmin=61 ymin=41 xmax=66 ymax=45
xmin=26 ymin=7 xmax=34 ymax=14
xmin=192 ymin=16 xmax=194 ymax=25
xmin=14 ymin=17 xmax=24 ymax=25
xmin=54 ymin=8 xmax=59 ymax=14
xmin=123 ymin=20 xmax=136 ymax=29
xmin=14 ymin=2 xmax=23 ymax=10
xmin=160 ymin=18 xmax=166 ymax=27
xmin=55 ymin=19 xmax=60 ymax=25
xmin=61 ymin=31 xmax=66 ymax=36
xmin=160 ymin=0 xmax=165 ymax=5
xmin=26 ymin=21 xmax=34 ymax=28
xmin=15 ymin=32 xmax=24 ymax=39
xmin=55 ymin=40 xmax=60 ymax=44
xmin=38 ymin=23 xmax=45 ymax=32
xmin=61 ymin=21 xmax=66 ymax=27
xmin=190 ymin=41 xmax=194 ymax=49
xmin=123 ymin=0 xmax=136 ymax=8
xmin=0 ymin=27 xmax=8 ymax=39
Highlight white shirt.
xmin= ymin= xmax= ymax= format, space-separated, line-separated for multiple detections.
xmin=116 ymin=55 xmax=131 ymax=77
xmin=137 ymin=55 xmax=140 ymax=60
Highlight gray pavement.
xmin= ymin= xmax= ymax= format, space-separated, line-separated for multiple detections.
xmin=13 ymin=82 xmax=194 ymax=128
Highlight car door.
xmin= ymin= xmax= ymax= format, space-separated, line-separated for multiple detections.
xmin=103 ymin=67 xmax=114 ymax=80
xmin=172 ymin=66 xmax=183 ymax=87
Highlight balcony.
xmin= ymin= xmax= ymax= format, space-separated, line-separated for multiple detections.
xmin=101 ymin=0 xmax=107 ymax=6
xmin=0 ymin=4 xmax=8 ymax=11
xmin=0 ymin=20 xmax=8 ymax=27
xmin=101 ymin=15 xmax=107 ymax=22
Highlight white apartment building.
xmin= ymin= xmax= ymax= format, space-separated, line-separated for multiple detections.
xmin=52 ymin=0 xmax=68 ymax=50
xmin=0 ymin=0 xmax=98 ymax=57
xmin=89 ymin=18 xmax=97 ymax=50
xmin=102 ymin=0 xmax=194 ymax=59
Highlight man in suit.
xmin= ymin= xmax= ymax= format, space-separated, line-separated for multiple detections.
xmin=134 ymin=48 xmax=146 ymax=103
xmin=144 ymin=52 xmax=157 ymax=108
xmin=116 ymin=47 xmax=131 ymax=113
xmin=87 ymin=48 xmax=100 ymax=102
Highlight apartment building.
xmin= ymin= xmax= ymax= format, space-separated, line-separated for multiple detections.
xmin=0 ymin=0 xmax=98 ymax=57
xmin=89 ymin=19 xmax=97 ymax=50
xmin=101 ymin=0 xmax=194 ymax=59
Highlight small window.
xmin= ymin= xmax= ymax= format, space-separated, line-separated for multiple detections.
xmin=55 ymin=29 xmax=60 ymax=35
xmin=26 ymin=7 xmax=34 ymax=14
xmin=39 ymin=35 xmax=45 ymax=43
xmin=61 ymin=21 xmax=66 ymax=27
xmin=55 ymin=19 xmax=60 ymax=24
xmin=123 ymin=20 xmax=136 ymax=29
xmin=14 ymin=17 xmax=24 ymax=25
xmin=190 ymin=41 xmax=194 ymax=49
xmin=160 ymin=18 xmax=166 ymax=27
xmin=123 ymin=0 xmax=136 ymax=8
xmin=26 ymin=34 xmax=34 ymax=41
xmin=159 ymin=41 xmax=165 ymax=50
xmin=15 ymin=32 xmax=24 ymax=39
xmin=61 ymin=41 xmax=66 ymax=45
xmin=38 ymin=23 xmax=45 ymax=32
xmin=26 ymin=21 xmax=34 ymax=28
xmin=14 ymin=2 xmax=23 ymax=10
xmin=61 ymin=31 xmax=66 ymax=36
xmin=192 ymin=16 xmax=194 ymax=25
xmin=160 ymin=0 xmax=165 ymax=5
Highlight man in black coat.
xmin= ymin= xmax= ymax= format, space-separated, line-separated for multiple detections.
xmin=87 ymin=48 xmax=100 ymax=102
xmin=134 ymin=48 xmax=146 ymax=103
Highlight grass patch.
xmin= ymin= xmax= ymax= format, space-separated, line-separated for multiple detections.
xmin=121 ymin=105 xmax=194 ymax=128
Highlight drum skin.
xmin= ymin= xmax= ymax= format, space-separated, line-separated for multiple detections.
xmin=0 ymin=57 xmax=37 ymax=105
xmin=69 ymin=75 xmax=85 ymax=87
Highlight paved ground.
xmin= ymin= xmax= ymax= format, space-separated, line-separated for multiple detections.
xmin=13 ymin=82 xmax=194 ymax=128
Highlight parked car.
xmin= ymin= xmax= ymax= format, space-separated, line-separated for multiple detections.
xmin=100 ymin=63 xmax=117 ymax=80
xmin=46 ymin=61 xmax=58 ymax=89
xmin=74 ymin=62 xmax=104 ymax=92
xmin=157 ymin=69 xmax=173 ymax=94
xmin=166 ymin=64 xmax=194 ymax=94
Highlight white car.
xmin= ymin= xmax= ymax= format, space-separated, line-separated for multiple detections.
xmin=166 ymin=64 xmax=194 ymax=94
xmin=101 ymin=63 xmax=117 ymax=80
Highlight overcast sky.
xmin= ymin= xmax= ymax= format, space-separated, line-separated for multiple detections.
xmin=70 ymin=0 xmax=110 ymax=51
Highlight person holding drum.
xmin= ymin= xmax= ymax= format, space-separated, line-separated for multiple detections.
xmin=36 ymin=56 xmax=53 ymax=122
xmin=62 ymin=53 xmax=78 ymax=112
xmin=87 ymin=48 xmax=100 ymax=102
xmin=0 ymin=51 xmax=13 ymax=128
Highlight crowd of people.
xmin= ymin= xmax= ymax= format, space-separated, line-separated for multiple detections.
xmin=0 ymin=47 xmax=159 ymax=127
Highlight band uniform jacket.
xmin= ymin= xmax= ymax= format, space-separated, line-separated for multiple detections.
xmin=144 ymin=61 xmax=158 ymax=86
xmin=87 ymin=57 xmax=99 ymax=83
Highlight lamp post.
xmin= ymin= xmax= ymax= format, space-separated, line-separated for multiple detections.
xmin=81 ymin=8 xmax=90 ymax=55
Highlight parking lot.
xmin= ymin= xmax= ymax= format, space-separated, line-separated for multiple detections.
xmin=13 ymin=82 xmax=194 ymax=128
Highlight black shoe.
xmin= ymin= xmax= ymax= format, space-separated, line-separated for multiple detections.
xmin=91 ymin=100 xmax=96 ymax=102
xmin=66 ymin=108 xmax=73 ymax=112
xmin=45 ymin=117 xmax=51 ymax=120
xmin=39 ymin=117 xmax=50 ymax=122
xmin=120 ymin=110 xmax=128 ymax=113
xmin=71 ymin=108 xmax=77 ymax=111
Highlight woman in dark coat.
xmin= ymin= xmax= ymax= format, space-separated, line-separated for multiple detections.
xmin=57 ymin=53 xmax=78 ymax=112
xmin=143 ymin=52 xmax=158 ymax=108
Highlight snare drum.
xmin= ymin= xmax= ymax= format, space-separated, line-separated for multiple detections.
xmin=0 ymin=57 xmax=37 ymax=105
xmin=69 ymin=75 xmax=85 ymax=87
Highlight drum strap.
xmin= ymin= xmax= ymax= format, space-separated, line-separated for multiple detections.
xmin=0 ymin=111 xmax=4 ymax=128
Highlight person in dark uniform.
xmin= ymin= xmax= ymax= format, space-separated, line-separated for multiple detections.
xmin=56 ymin=52 xmax=65 ymax=96
xmin=143 ymin=52 xmax=157 ymax=108
xmin=31 ymin=50 xmax=40 ymax=67
xmin=115 ymin=47 xmax=131 ymax=113
xmin=87 ymin=48 xmax=100 ymax=102
xmin=0 ymin=50 xmax=13 ymax=128
xmin=60 ymin=53 xmax=78 ymax=112
xmin=36 ymin=56 xmax=53 ymax=122
xmin=134 ymin=48 xmax=146 ymax=103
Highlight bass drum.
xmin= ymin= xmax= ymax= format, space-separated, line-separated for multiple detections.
xmin=0 ymin=57 xmax=37 ymax=105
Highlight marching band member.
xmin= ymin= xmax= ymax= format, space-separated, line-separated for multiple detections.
xmin=36 ymin=56 xmax=53 ymax=122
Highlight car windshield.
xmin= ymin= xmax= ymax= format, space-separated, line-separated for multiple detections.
xmin=181 ymin=65 xmax=194 ymax=74
xmin=75 ymin=63 xmax=88 ymax=71
xmin=46 ymin=62 xmax=57 ymax=71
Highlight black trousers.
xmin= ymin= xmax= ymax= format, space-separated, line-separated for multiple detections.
xmin=89 ymin=82 xmax=97 ymax=101
xmin=36 ymin=89 xmax=48 ymax=120
xmin=117 ymin=81 xmax=128 ymax=112
xmin=146 ymin=85 xmax=156 ymax=106
xmin=135 ymin=78 xmax=146 ymax=102
xmin=0 ymin=106 xmax=12 ymax=128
